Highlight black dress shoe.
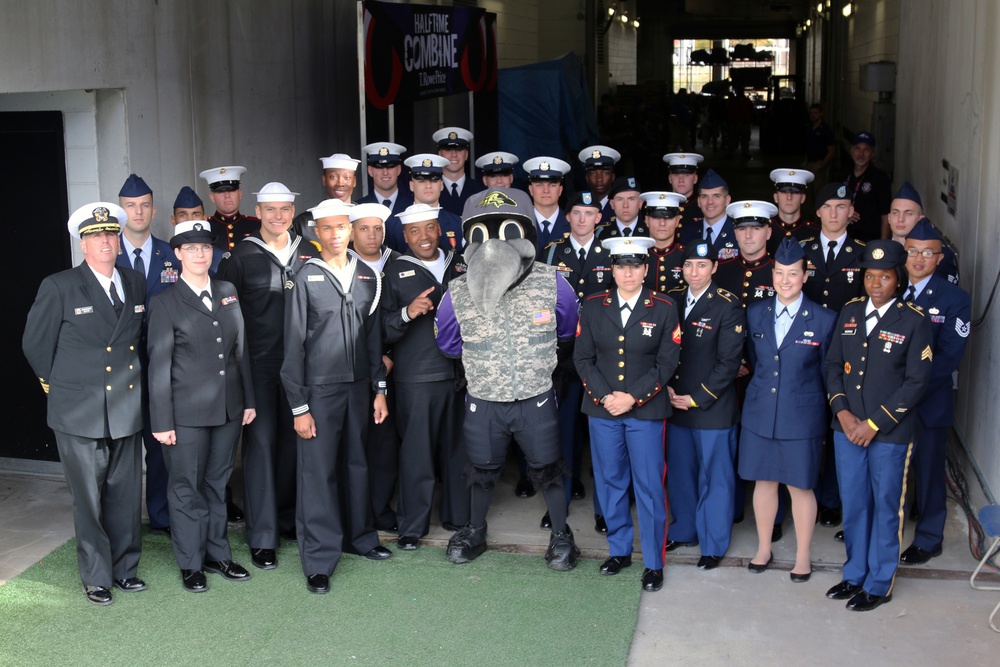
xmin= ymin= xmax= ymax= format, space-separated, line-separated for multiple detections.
xmin=112 ymin=577 xmax=147 ymax=592
xmin=594 ymin=514 xmax=608 ymax=534
xmin=846 ymin=590 xmax=892 ymax=611
xmin=441 ymin=522 xmax=462 ymax=532
xmin=665 ymin=540 xmax=698 ymax=552
xmin=834 ymin=530 xmax=845 ymax=542
xmin=227 ymin=501 xmax=245 ymax=523
xmin=545 ymin=527 xmax=580 ymax=571
xmin=514 ymin=477 xmax=535 ymax=498
xmin=771 ymin=524 xmax=783 ymax=543
xmin=642 ymin=568 xmax=664 ymax=592
xmin=909 ymin=506 xmax=921 ymax=522
xmin=280 ymin=528 xmax=297 ymax=541
xmin=697 ymin=555 xmax=722 ymax=570
xmin=540 ymin=512 xmax=552 ymax=529
xmin=148 ymin=525 xmax=171 ymax=537
xmin=398 ymin=535 xmax=419 ymax=550
xmin=83 ymin=585 xmax=113 ymax=605
xmin=306 ymin=573 xmax=329 ymax=594
xmin=250 ymin=548 xmax=277 ymax=570
xmin=204 ymin=560 xmax=251 ymax=581
xmin=733 ymin=514 xmax=745 ymax=525
xmin=571 ymin=478 xmax=586 ymax=500
xmin=899 ymin=544 xmax=942 ymax=565
xmin=447 ymin=524 xmax=488 ymax=564
xmin=819 ymin=506 xmax=842 ymax=527
xmin=747 ymin=554 xmax=773 ymax=573
xmin=181 ymin=570 xmax=207 ymax=593
xmin=790 ymin=570 xmax=812 ymax=583
xmin=599 ymin=555 xmax=633 ymax=575
xmin=363 ymin=545 xmax=393 ymax=560
xmin=825 ymin=580 xmax=862 ymax=600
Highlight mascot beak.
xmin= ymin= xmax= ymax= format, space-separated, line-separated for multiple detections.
xmin=464 ymin=238 xmax=536 ymax=315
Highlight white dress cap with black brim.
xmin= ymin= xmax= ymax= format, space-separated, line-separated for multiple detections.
xmin=68 ymin=202 xmax=127 ymax=239
xmin=199 ymin=166 xmax=247 ymax=192
xmin=603 ymin=236 xmax=656 ymax=266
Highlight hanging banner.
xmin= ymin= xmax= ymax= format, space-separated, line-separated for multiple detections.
xmin=363 ymin=0 xmax=498 ymax=110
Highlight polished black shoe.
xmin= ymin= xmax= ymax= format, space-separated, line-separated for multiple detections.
xmin=83 ymin=585 xmax=113 ymax=605
xmin=250 ymin=548 xmax=277 ymax=570
xmin=447 ymin=524 xmax=488 ymax=564
xmin=227 ymin=501 xmax=245 ymax=523
xmin=112 ymin=577 xmax=147 ymax=592
xmin=540 ymin=512 xmax=552 ymax=529
xmin=376 ymin=523 xmax=399 ymax=534
xmin=545 ymin=526 xmax=580 ymax=571
xmin=280 ymin=527 xmax=297 ymax=541
xmin=514 ymin=477 xmax=535 ymax=498
xmin=665 ymin=540 xmax=698 ymax=552
xmin=790 ymin=570 xmax=812 ymax=583
xmin=733 ymin=514 xmax=745 ymax=525
xmin=599 ymin=555 xmax=633 ymax=575
xmin=909 ymin=506 xmax=921 ymax=522
xmin=204 ymin=559 xmax=251 ymax=581
xmin=833 ymin=530 xmax=845 ymax=542
xmin=398 ymin=535 xmax=420 ymax=550
xmin=846 ymin=590 xmax=892 ymax=612
xmin=899 ymin=544 xmax=942 ymax=565
xmin=363 ymin=545 xmax=393 ymax=561
xmin=642 ymin=568 xmax=664 ymax=592
xmin=181 ymin=569 xmax=207 ymax=593
xmin=747 ymin=554 xmax=774 ymax=574
xmin=819 ymin=506 xmax=842 ymax=527
xmin=594 ymin=514 xmax=608 ymax=534
xmin=571 ymin=478 xmax=586 ymax=500
xmin=825 ymin=580 xmax=862 ymax=600
xmin=148 ymin=525 xmax=171 ymax=537
xmin=306 ymin=573 xmax=329 ymax=594
xmin=697 ymin=555 xmax=722 ymax=570
xmin=771 ymin=524 xmax=783 ymax=543
xmin=441 ymin=522 xmax=462 ymax=532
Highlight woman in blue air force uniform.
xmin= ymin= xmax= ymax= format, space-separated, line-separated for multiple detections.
xmin=739 ymin=238 xmax=837 ymax=582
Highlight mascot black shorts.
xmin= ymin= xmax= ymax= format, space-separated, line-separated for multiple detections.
xmin=463 ymin=390 xmax=560 ymax=469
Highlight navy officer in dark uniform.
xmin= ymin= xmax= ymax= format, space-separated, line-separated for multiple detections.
xmin=475 ymin=151 xmax=519 ymax=189
xmin=577 ymin=145 xmax=621 ymax=223
xmin=357 ymin=142 xmax=413 ymax=216
xmin=394 ymin=154 xmax=465 ymax=255
xmin=824 ymin=239 xmax=933 ymax=611
xmin=200 ymin=165 xmax=260 ymax=253
xmin=524 ymin=156 xmax=572 ymax=258
xmin=575 ymin=236 xmax=681 ymax=592
xmin=23 ymin=202 xmax=146 ymax=605
xmin=767 ymin=168 xmax=819 ymax=255
xmin=435 ymin=127 xmax=483 ymax=216
xmin=663 ymin=152 xmax=704 ymax=246
xmin=640 ymin=192 xmax=687 ymax=295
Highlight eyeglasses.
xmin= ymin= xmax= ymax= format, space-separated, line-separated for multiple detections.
xmin=905 ymin=248 xmax=942 ymax=258
xmin=180 ymin=244 xmax=213 ymax=255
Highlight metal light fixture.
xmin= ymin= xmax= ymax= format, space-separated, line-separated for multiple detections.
xmin=633 ymin=19 xmax=640 ymax=28
xmin=817 ymin=3 xmax=823 ymax=12
xmin=842 ymin=3 xmax=853 ymax=17
xmin=621 ymin=14 xmax=628 ymax=23
xmin=608 ymin=6 xmax=616 ymax=16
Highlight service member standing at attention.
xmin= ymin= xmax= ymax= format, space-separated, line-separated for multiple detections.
xmin=715 ymin=201 xmax=777 ymax=305
xmin=767 ymin=168 xmax=819 ymax=256
xmin=824 ymin=240 xmax=932 ymax=611
xmin=23 ymin=203 xmax=146 ymax=606
xmin=739 ymin=238 xmax=837 ymax=581
xmin=147 ymin=220 xmax=256 ymax=593
xmin=390 ymin=154 xmax=465 ymax=254
xmin=170 ymin=186 xmax=222 ymax=275
xmin=598 ymin=177 xmax=649 ymax=241
xmin=200 ymin=165 xmax=260 ymax=253
xmin=350 ymin=202 xmax=400 ymax=274
xmin=665 ymin=241 xmax=746 ymax=570
xmin=357 ymin=142 xmax=413 ymax=216
xmin=663 ymin=152 xmax=704 ymax=246
xmin=281 ymin=198 xmax=392 ymax=595
xmin=899 ymin=220 xmax=971 ymax=566
xmin=524 ymin=156 xmax=572 ymax=258
xmin=116 ymin=174 xmax=175 ymax=538
xmin=476 ymin=151 xmax=519 ymax=189
xmin=217 ymin=182 xmax=319 ymax=570
xmin=886 ymin=182 xmax=960 ymax=284
xmin=695 ymin=169 xmax=738 ymax=260
xmin=575 ymin=236 xmax=682 ymax=592
xmin=382 ymin=203 xmax=471 ymax=548
xmin=641 ymin=192 xmax=687 ymax=295
xmin=578 ymin=145 xmax=621 ymax=223
xmin=293 ymin=153 xmax=361 ymax=245
xmin=435 ymin=126 xmax=483 ymax=216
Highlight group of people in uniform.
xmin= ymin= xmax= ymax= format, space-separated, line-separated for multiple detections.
xmin=22 ymin=123 xmax=970 ymax=612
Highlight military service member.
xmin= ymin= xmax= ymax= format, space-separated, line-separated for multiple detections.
xmin=693 ymin=169 xmax=738 ymax=260
xmin=599 ymin=177 xmax=648 ymax=241
xmin=578 ymin=145 xmax=621 ymax=222
xmin=200 ymin=165 xmax=260 ymax=253
xmin=664 ymin=152 xmax=704 ymax=245
xmin=640 ymin=191 xmax=687 ymax=295
xmin=475 ymin=151 xmax=519 ymax=189
xmin=887 ymin=182 xmax=959 ymax=284
xmin=293 ymin=153 xmax=362 ymax=246
xmin=357 ymin=142 xmax=413 ymax=217
xmin=524 ymin=156 xmax=572 ymax=258
xmin=392 ymin=154 xmax=465 ymax=254
xmin=435 ymin=126 xmax=483 ymax=216
xmin=767 ymin=168 xmax=819 ymax=255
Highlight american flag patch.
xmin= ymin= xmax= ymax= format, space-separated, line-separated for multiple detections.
xmin=533 ymin=310 xmax=552 ymax=324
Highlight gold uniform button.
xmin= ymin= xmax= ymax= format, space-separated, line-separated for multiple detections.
xmin=618 ymin=335 xmax=625 ymax=342
xmin=129 ymin=384 xmax=134 ymax=389
xmin=106 ymin=366 xmax=112 ymax=372
xmin=860 ymin=356 xmax=865 ymax=361
xmin=862 ymin=342 xmax=868 ymax=348
xmin=106 ymin=385 xmax=112 ymax=391
xmin=858 ymin=371 xmax=864 ymax=376
xmin=617 ymin=374 xmax=624 ymax=381
xmin=856 ymin=384 xmax=862 ymax=390
xmin=106 ymin=347 xmax=112 ymax=352
xmin=745 ymin=271 xmax=752 ymax=278
xmin=618 ymin=361 xmax=625 ymax=368
xmin=129 ymin=345 xmax=135 ymax=351
xmin=660 ymin=276 xmax=666 ymax=281
xmin=618 ymin=348 xmax=624 ymax=355
xmin=129 ymin=365 xmax=134 ymax=370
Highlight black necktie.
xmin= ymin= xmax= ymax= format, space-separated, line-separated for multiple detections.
xmin=705 ymin=227 xmax=713 ymax=244
xmin=382 ymin=199 xmax=391 ymax=208
xmin=904 ymin=285 xmax=916 ymax=302
xmin=132 ymin=248 xmax=145 ymax=277
xmin=541 ymin=220 xmax=551 ymax=239
xmin=109 ymin=282 xmax=124 ymax=317
xmin=826 ymin=240 xmax=837 ymax=268
xmin=578 ymin=247 xmax=587 ymax=265
xmin=200 ymin=290 xmax=213 ymax=312
xmin=451 ymin=182 xmax=459 ymax=198
xmin=622 ymin=226 xmax=632 ymax=238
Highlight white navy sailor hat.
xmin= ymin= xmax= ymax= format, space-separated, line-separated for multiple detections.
xmin=308 ymin=198 xmax=355 ymax=221
xmin=199 ymin=166 xmax=247 ymax=192
xmin=577 ymin=145 xmax=621 ymax=169
xmin=67 ymin=202 xmax=127 ymax=238
xmin=397 ymin=203 xmax=442 ymax=225
xmin=475 ymin=151 xmax=519 ymax=174
xmin=169 ymin=220 xmax=216 ymax=248
xmin=602 ymin=236 xmax=656 ymax=266
xmin=523 ymin=156 xmax=571 ymax=181
xmin=349 ymin=203 xmax=392 ymax=223
xmin=433 ymin=127 xmax=474 ymax=148
xmin=640 ymin=191 xmax=686 ymax=218
xmin=362 ymin=142 xmax=407 ymax=166
xmin=727 ymin=200 xmax=779 ymax=227
xmin=320 ymin=153 xmax=361 ymax=171
xmin=662 ymin=152 xmax=704 ymax=173
xmin=253 ymin=182 xmax=298 ymax=203
xmin=769 ymin=168 xmax=814 ymax=193
xmin=404 ymin=154 xmax=450 ymax=177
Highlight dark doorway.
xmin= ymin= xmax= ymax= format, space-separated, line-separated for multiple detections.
xmin=1 ymin=111 xmax=72 ymax=462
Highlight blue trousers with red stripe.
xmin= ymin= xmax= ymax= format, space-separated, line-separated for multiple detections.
xmin=589 ymin=416 xmax=667 ymax=570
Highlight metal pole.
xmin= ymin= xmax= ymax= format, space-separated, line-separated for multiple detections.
xmin=357 ymin=1 xmax=368 ymax=196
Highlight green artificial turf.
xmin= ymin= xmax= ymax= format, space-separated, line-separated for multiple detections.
xmin=0 ymin=531 xmax=640 ymax=666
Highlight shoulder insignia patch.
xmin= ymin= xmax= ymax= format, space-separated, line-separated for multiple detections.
xmin=906 ymin=302 xmax=925 ymax=316
xmin=921 ymin=345 xmax=933 ymax=361
xmin=716 ymin=288 xmax=734 ymax=302
xmin=956 ymin=318 xmax=970 ymax=338
xmin=845 ymin=296 xmax=866 ymax=305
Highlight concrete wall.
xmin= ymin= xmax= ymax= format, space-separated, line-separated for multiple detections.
xmin=896 ymin=1 xmax=1000 ymax=500
xmin=839 ymin=0 xmax=899 ymax=139
xmin=607 ymin=17 xmax=639 ymax=90
xmin=479 ymin=0 xmax=540 ymax=68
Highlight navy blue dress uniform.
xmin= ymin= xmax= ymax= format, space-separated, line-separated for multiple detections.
xmin=574 ymin=236 xmax=682 ymax=591
xmin=281 ymin=199 xmax=390 ymax=587
xmin=147 ymin=220 xmax=255 ymax=589
xmin=475 ymin=151 xmax=519 ymax=185
xmin=900 ymin=220 xmax=971 ymax=563
xmin=394 ymin=155 xmax=466 ymax=254
xmin=217 ymin=183 xmax=320 ymax=565
xmin=595 ymin=177 xmax=648 ymax=241
xmin=663 ymin=153 xmax=705 ymax=247
xmin=666 ymin=242 xmax=746 ymax=565
xmin=824 ymin=240 xmax=933 ymax=611
xmin=578 ymin=145 xmax=621 ymax=223
xmin=200 ymin=166 xmax=261 ymax=252
xmin=523 ymin=157 xmax=573 ymax=258
xmin=357 ymin=141 xmax=414 ymax=216
xmin=889 ymin=182 xmax=961 ymax=284
xmin=382 ymin=219 xmax=470 ymax=543
xmin=434 ymin=127 xmax=484 ymax=216
xmin=640 ymin=192 xmax=688 ymax=295
xmin=767 ymin=168 xmax=819 ymax=256
xmin=23 ymin=203 xmax=146 ymax=604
